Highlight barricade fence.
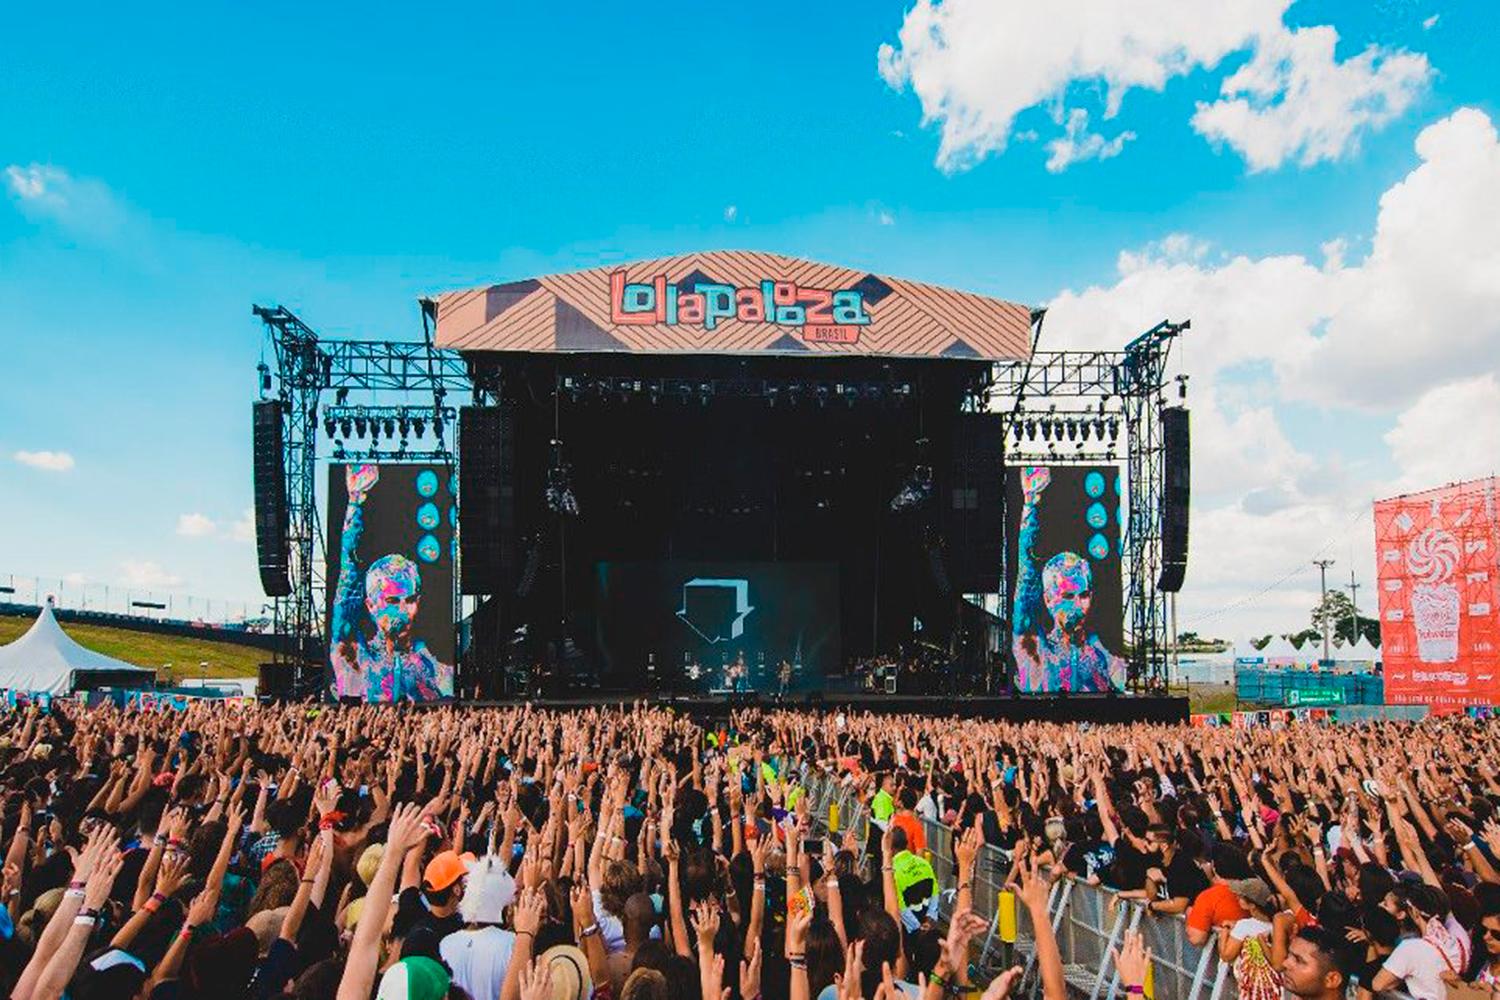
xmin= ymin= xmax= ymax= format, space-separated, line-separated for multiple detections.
xmin=798 ymin=770 xmax=1222 ymax=1000
xmin=797 ymin=769 xmax=1412 ymax=1000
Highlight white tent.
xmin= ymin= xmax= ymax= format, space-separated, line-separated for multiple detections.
xmin=0 ymin=600 xmax=154 ymax=694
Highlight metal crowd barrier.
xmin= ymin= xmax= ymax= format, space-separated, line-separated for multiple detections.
xmin=798 ymin=771 xmax=1411 ymax=1000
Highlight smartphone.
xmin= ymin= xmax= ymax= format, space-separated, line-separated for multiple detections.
xmin=802 ymin=837 xmax=824 ymax=855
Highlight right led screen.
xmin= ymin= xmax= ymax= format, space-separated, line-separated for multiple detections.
xmin=1005 ymin=465 xmax=1126 ymax=693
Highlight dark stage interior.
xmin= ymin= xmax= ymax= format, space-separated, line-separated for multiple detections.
xmin=466 ymin=353 xmax=1004 ymax=695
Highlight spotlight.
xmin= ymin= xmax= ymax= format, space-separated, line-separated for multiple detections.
xmin=382 ymin=419 xmax=396 ymax=439
xmin=1107 ymin=417 xmax=1120 ymax=440
xmin=1080 ymin=420 xmax=1091 ymax=441
xmin=353 ymin=416 xmax=368 ymax=438
xmin=1041 ymin=421 xmax=1052 ymax=442
xmin=413 ymin=418 xmax=427 ymax=437
xmin=324 ymin=416 xmax=336 ymax=437
xmin=336 ymin=388 xmax=349 ymax=405
xmin=340 ymin=418 xmax=353 ymax=438
xmin=258 ymin=363 xmax=271 ymax=392
xmin=1093 ymin=419 xmax=1106 ymax=439
xmin=1012 ymin=422 xmax=1024 ymax=442
xmin=1025 ymin=420 xmax=1037 ymax=441
xmin=433 ymin=416 xmax=446 ymax=437
xmin=398 ymin=416 xmax=411 ymax=438
xmin=1066 ymin=419 xmax=1078 ymax=442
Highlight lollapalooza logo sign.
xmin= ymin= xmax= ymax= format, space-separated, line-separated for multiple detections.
xmin=609 ymin=271 xmax=872 ymax=343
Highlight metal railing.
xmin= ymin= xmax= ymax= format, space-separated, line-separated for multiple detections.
xmin=798 ymin=772 xmax=1219 ymax=1000
xmin=797 ymin=771 xmax=1412 ymax=1000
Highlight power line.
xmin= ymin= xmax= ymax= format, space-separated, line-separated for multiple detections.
xmin=1178 ymin=504 xmax=1370 ymax=629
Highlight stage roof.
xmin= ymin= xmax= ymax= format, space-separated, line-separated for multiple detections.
xmin=428 ymin=251 xmax=1034 ymax=362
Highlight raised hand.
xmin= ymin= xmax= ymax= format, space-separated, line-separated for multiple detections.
xmin=155 ymin=852 xmax=191 ymax=897
xmin=1112 ymin=930 xmax=1152 ymax=990
xmin=981 ymin=966 xmax=1025 ymax=1000
xmin=518 ymin=957 xmax=554 ymax=1000
xmin=385 ymin=802 xmax=428 ymax=855
xmin=346 ymin=464 xmax=379 ymax=502
xmin=513 ymin=886 xmax=546 ymax=937
xmin=741 ymin=938 xmax=763 ymax=1000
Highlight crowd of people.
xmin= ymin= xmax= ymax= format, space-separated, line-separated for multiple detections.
xmin=0 ymin=700 xmax=1494 ymax=1000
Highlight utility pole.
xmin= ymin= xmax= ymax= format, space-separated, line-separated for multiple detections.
xmin=1313 ymin=559 xmax=1335 ymax=664
xmin=1347 ymin=569 xmax=1362 ymax=647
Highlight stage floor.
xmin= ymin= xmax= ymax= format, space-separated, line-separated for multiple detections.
xmin=467 ymin=692 xmax=1188 ymax=724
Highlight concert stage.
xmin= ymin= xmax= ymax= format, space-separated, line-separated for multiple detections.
xmin=252 ymin=250 xmax=1189 ymax=705
xmin=468 ymin=692 xmax=1189 ymax=724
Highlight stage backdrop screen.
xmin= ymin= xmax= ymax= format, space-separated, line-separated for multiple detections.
xmin=595 ymin=561 xmax=840 ymax=684
xmin=1005 ymin=466 xmax=1126 ymax=693
xmin=325 ymin=463 xmax=456 ymax=702
xmin=1374 ymin=478 xmax=1500 ymax=711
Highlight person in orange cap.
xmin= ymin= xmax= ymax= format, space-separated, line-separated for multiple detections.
xmin=393 ymin=848 xmax=476 ymax=944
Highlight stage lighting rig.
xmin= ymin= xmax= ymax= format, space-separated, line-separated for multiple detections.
xmin=323 ymin=416 xmax=336 ymax=438
xmin=353 ymin=416 xmax=368 ymax=438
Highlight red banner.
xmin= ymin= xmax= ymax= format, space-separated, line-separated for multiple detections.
xmin=1374 ymin=478 xmax=1500 ymax=710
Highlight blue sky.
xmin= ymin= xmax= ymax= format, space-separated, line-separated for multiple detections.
xmin=3 ymin=1 xmax=1498 ymax=637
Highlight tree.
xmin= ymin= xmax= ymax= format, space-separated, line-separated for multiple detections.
xmin=1310 ymin=591 xmax=1380 ymax=646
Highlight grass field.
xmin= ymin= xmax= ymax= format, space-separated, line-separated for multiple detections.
xmin=0 ymin=614 xmax=265 ymax=680
xmin=1186 ymin=682 xmax=1238 ymax=714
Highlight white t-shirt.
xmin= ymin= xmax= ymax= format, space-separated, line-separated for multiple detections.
xmin=1383 ymin=937 xmax=1459 ymax=1000
xmin=592 ymin=888 xmax=626 ymax=954
xmin=440 ymin=925 xmax=516 ymax=1000
xmin=1230 ymin=917 xmax=1273 ymax=941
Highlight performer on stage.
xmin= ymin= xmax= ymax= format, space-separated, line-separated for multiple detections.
xmin=777 ymin=659 xmax=792 ymax=699
xmin=725 ymin=652 xmax=748 ymax=693
xmin=1012 ymin=466 xmax=1126 ymax=694
xmin=331 ymin=464 xmax=454 ymax=702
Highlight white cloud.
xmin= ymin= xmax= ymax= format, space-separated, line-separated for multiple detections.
xmin=229 ymin=508 xmax=255 ymax=543
xmin=1422 ymin=14 xmax=1439 ymax=30
xmin=1383 ymin=375 xmax=1500 ymax=492
xmin=877 ymin=0 xmax=1429 ymax=173
xmin=1045 ymin=109 xmax=1135 ymax=172
xmin=120 ymin=560 xmax=184 ymax=589
xmin=63 ymin=572 xmax=88 ymax=586
xmin=1043 ymin=107 xmax=1500 ymax=636
xmin=4 ymin=163 xmax=127 ymax=237
xmin=723 ymin=205 xmax=738 ymax=223
xmin=877 ymin=210 xmax=895 ymax=226
xmin=176 ymin=513 xmax=218 ymax=538
xmin=13 ymin=450 xmax=75 ymax=472
xmin=1191 ymin=26 xmax=1430 ymax=171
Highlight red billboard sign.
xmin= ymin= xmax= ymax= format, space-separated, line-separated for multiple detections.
xmin=1374 ymin=477 xmax=1500 ymax=710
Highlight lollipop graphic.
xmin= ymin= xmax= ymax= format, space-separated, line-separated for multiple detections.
xmin=1407 ymin=527 xmax=1461 ymax=663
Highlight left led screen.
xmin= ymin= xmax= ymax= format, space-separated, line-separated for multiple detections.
xmin=326 ymin=463 xmax=456 ymax=701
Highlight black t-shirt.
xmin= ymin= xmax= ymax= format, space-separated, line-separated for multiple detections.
xmin=1108 ymin=839 xmax=1153 ymax=891
xmin=393 ymin=887 xmax=464 ymax=942
xmin=1164 ymin=854 xmax=1210 ymax=902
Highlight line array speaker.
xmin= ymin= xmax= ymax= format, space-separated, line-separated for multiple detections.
xmin=945 ymin=412 xmax=1006 ymax=593
xmin=459 ymin=405 xmax=513 ymax=594
xmin=1157 ymin=406 xmax=1190 ymax=592
xmin=252 ymin=400 xmax=290 ymax=597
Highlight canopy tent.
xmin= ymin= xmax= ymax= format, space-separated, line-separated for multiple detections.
xmin=0 ymin=600 xmax=154 ymax=695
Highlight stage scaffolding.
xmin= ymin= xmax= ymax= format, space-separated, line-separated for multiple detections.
xmin=987 ymin=318 xmax=1188 ymax=693
xmin=253 ymin=304 xmax=1185 ymax=696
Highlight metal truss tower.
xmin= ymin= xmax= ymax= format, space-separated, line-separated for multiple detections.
xmin=989 ymin=318 xmax=1187 ymax=692
xmin=253 ymin=305 xmax=472 ymax=681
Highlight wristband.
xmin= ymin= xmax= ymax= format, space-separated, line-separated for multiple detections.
xmin=75 ymin=915 xmax=98 ymax=927
xmin=178 ymin=924 xmax=198 ymax=942
xmin=151 ymin=891 xmax=167 ymax=904
xmin=143 ymin=898 xmax=162 ymax=915
xmin=68 ymin=879 xmax=87 ymax=890
xmin=580 ymin=923 xmax=600 ymax=938
xmin=1124 ymin=987 xmax=1145 ymax=995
